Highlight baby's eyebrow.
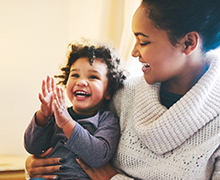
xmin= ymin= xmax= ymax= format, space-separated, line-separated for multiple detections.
xmin=88 ymin=69 xmax=101 ymax=76
xmin=70 ymin=69 xmax=79 ymax=72
xmin=70 ymin=69 xmax=101 ymax=76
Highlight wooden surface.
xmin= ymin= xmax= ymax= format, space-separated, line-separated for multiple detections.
xmin=0 ymin=170 xmax=26 ymax=180
xmin=0 ymin=155 xmax=26 ymax=180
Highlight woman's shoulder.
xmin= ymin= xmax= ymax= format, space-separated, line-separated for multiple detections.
xmin=124 ymin=76 xmax=143 ymax=85
xmin=122 ymin=76 xmax=143 ymax=91
xmin=114 ymin=76 xmax=143 ymax=98
xmin=110 ymin=76 xmax=143 ymax=115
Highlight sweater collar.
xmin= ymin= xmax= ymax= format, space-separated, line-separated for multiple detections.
xmin=133 ymin=52 xmax=220 ymax=154
xmin=68 ymin=107 xmax=100 ymax=129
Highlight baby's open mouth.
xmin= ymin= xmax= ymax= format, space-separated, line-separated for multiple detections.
xmin=74 ymin=91 xmax=91 ymax=97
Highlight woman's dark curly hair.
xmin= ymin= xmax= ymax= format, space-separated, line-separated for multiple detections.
xmin=142 ymin=0 xmax=220 ymax=52
xmin=55 ymin=40 xmax=127 ymax=100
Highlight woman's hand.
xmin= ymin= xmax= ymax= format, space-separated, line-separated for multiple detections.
xmin=25 ymin=148 xmax=62 ymax=180
xmin=76 ymin=158 xmax=118 ymax=180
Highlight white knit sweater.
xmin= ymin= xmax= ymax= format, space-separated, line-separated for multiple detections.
xmin=110 ymin=52 xmax=220 ymax=180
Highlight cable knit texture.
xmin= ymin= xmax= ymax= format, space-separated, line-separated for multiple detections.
xmin=110 ymin=52 xmax=220 ymax=180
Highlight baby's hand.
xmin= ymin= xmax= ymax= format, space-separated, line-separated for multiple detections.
xmin=38 ymin=76 xmax=56 ymax=118
xmin=53 ymin=86 xmax=72 ymax=129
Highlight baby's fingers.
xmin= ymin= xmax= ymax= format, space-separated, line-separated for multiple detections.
xmin=53 ymin=87 xmax=61 ymax=109
xmin=41 ymin=79 xmax=48 ymax=97
xmin=55 ymin=86 xmax=65 ymax=103
xmin=39 ymin=93 xmax=47 ymax=104
xmin=53 ymin=95 xmax=65 ymax=117
xmin=53 ymin=86 xmax=66 ymax=114
xmin=46 ymin=76 xmax=55 ymax=93
xmin=51 ymin=76 xmax=56 ymax=92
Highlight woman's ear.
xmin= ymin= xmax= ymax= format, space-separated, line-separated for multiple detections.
xmin=182 ymin=31 xmax=200 ymax=55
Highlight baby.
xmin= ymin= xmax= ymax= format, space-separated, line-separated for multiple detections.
xmin=24 ymin=41 xmax=126 ymax=180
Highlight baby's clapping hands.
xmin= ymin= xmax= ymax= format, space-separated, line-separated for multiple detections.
xmin=36 ymin=76 xmax=72 ymax=129
xmin=53 ymin=86 xmax=72 ymax=129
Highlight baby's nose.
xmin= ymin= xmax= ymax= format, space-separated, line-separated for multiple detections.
xmin=76 ymin=79 xmax=88 ymax=86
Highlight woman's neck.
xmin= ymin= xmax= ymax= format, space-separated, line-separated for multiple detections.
xmin=161 ymin=56 xmax=209 ymax=95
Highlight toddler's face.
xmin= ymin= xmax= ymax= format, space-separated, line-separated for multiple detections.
xmin=66 ymin=57 xmax=110 ymax=116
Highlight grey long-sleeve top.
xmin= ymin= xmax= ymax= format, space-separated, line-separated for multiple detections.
xmin=24 ymin=107 xmax=120 ymax=180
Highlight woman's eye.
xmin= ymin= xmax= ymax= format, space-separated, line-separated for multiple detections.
xmin=140 ymin=42 xmax=151 ymax=46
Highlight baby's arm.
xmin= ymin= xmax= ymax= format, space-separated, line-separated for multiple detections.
xmin=66 ymin=111 xmax=120 ymax=168
xmin=24 ymin=76 xmax=56 ymax=154
xmin=24 ymin=113 xmax=55 ymax=154
xmin=52 ymin=86 xmax=120 ymax=167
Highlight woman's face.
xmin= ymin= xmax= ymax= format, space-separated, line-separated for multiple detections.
xmin=131 ymin=5 xmax=186 ymax=85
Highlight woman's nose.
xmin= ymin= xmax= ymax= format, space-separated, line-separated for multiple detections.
xmin=76 ymin=79 xmax=88 ymax=86
xmin=131 ymin=43 xmax=140 ymax=57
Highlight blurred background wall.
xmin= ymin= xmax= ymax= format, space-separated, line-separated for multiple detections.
xmin=1 ymin=0 xmax=219 ymax=158
xmin=0 ymin=0 xmax=141 ymax=157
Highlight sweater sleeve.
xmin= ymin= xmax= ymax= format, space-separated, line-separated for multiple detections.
xmin=24 ymin=113 xmax=55 ymax=154
xmin=110 ymin=174 xmax=134 ymax=180
xmin=65 ymin=110 xmax=120 ymax=168
xmin=211 ymin=148 xmax=220 ymax=180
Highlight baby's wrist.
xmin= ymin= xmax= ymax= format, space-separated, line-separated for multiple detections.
xmin=61 ymin=120 xmax=76 ymax=138
xmin=60 ymin=120 xmax=70 ymax=128
xmin=39 ymin=110 xmax=50 ymax=118
xmin=36 ymin=110 xmax=51 ymax=127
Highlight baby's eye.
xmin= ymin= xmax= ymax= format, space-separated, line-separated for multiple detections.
xmin=71 ymin=74 xmax=79 ymax=78
xmin=89 ymin=75 xmax=99 ymax=80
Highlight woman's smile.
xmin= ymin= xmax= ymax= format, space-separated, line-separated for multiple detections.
xmin=142 ymin=62 xmax=150 ymax=73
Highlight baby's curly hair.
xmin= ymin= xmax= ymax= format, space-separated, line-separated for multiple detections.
xmin=55 ymin=40 xmax=127 ymax=99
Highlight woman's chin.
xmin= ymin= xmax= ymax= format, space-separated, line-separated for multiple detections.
xmin=144 ymin=75 xmax=154 ymax=85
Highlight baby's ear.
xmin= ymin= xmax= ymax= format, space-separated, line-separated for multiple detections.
xmin=105 ymin=94 xmax=111 ymax=100
xmin=182 ymin=31 xmax=200 ymax=55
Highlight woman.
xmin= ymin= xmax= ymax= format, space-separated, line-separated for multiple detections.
xmin=25 ymin=0 xmax=220 ymax=179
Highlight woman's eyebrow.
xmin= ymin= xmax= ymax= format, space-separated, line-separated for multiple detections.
xmin=134 ymin=32 xmax=149 ymax=37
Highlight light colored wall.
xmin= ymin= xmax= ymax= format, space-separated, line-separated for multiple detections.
xmin=0 ymin=0 xmax=141 ymax=157
xmin=0 ymin=0 xmax=71 ymax=157
xmin=1 ymin=0 xmax=220 ymax=158
xmin=0 ymin=0 xmax=113 ymax=157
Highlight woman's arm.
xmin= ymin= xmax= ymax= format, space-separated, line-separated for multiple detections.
xmin=76 ymin=158 xmax=134 ymax=180
xmin=76 ymin=158 xmax=117 ymax=180
xmin=25 ymin=148 xmax=62 ymax=180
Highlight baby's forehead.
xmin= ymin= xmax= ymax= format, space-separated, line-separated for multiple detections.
xmin=70 ymin=57 xmax=108 ymax=71
xmin=75 ymin=57 xmax=106 ymax=65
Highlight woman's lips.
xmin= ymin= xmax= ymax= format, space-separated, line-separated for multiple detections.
xmin=142 ymin=63 xmax=150 ymax=73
